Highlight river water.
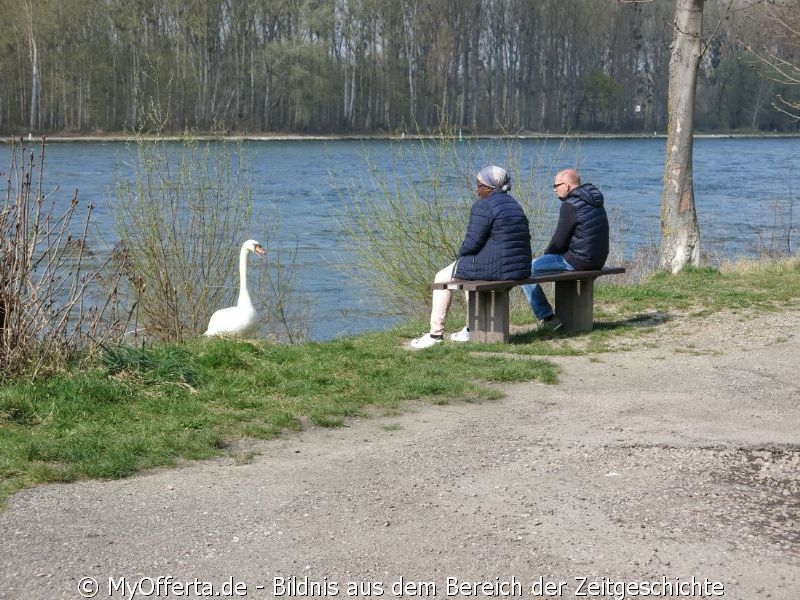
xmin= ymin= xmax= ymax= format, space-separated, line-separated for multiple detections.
xmin=3 ymin=136 xmax=798 ymax=340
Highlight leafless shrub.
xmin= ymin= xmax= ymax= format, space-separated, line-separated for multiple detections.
xmin=1 ymin=137 xmax=126 ymax=380
xmin=338 ymin=129 xmax=556 ymax=319
xmin=754 ymin=187 xmax=796 ymax=259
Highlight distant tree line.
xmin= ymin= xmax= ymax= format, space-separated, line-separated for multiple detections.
xmin=1 ymin=0 xmax=797 ymax=135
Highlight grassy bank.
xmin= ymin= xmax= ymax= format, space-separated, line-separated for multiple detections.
xmin=0 ymin=330 xmax=556 ymax=507
xmin=1 ymin=257 xmax=799 ymax=508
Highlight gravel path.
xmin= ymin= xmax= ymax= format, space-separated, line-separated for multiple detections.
xmin=1 ymin=309 xmax=798 ymax=600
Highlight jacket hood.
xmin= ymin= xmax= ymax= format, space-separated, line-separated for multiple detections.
xmin=569 ymin=183 xmax=605 ymax=207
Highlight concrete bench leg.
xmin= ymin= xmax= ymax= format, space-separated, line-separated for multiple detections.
xmin=467 ymin=289 xmax=510 ymax=343
xmin=554 ymin=278 xmax=594 ymax=333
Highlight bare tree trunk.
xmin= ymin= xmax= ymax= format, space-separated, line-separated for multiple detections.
xmin=23 ymin=0 xmax=38 ymax=132
xmin=29 ymin=40 xmax=38 ymax=132
xmin=402 ymin=3 xmax=418 ymax=127
xmin=659 ymin=0 xmax=703 ymax=273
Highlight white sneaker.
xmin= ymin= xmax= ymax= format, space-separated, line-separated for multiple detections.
xmin=450 ymin=326 xmax=470 ymax=342
xmin=409 ymin=333 xmax=443 ymax=349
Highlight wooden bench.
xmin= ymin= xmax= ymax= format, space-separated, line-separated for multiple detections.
xmin=431 ymin=267 xmax=625 ymax=343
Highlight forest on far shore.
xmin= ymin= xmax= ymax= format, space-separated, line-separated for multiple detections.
xmin=2 ymin=0 xmax=798 ymax=136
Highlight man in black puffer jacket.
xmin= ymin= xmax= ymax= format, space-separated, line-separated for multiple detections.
xmin=521 ymin=168 xmax=609 ymax=332
xmin=410 ymin=165 xmax=531 ymax=348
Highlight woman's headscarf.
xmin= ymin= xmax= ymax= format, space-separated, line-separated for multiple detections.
xmin=477 ymin=165 xmax=511 ymax=192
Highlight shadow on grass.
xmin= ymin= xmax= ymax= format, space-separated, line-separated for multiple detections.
xmin=593 ymin=310 xmax=672 ymax=331
xmin=510 ymin=311 xmax=672 ymax=345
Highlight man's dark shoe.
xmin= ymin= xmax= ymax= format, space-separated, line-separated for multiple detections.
xmin=539 ymin=315 xmax=563 ymax=333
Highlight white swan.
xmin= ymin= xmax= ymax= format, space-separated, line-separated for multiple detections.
xmin=204 ymin=239 xmax=266 ymax=337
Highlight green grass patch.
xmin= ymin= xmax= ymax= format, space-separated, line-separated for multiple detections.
xmin=597 ymin=259 xmax=800 ymax=316
xmin=0 ymin=331 xmax=555 ymax=508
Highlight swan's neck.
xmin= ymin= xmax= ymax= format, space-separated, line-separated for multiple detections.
xmin=236 ymin=246 xmax=252 ymax=307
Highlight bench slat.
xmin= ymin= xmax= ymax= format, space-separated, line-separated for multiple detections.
xmin=431 ymin=267 xmax=625 ymax=292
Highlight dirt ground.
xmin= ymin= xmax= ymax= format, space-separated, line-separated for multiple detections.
xmin=1 ymin=308 xmax=798 ymax=600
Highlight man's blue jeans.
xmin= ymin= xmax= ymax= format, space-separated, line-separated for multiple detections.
xmin=521 ymin=254 xmax=575 ymax=320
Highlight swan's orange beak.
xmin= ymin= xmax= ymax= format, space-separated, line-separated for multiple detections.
xmin=254 ymin=244 xmax=266 ymax=256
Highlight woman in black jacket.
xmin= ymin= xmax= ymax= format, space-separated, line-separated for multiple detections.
xmin=410 ymin=165 xmax=531 ymax=348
